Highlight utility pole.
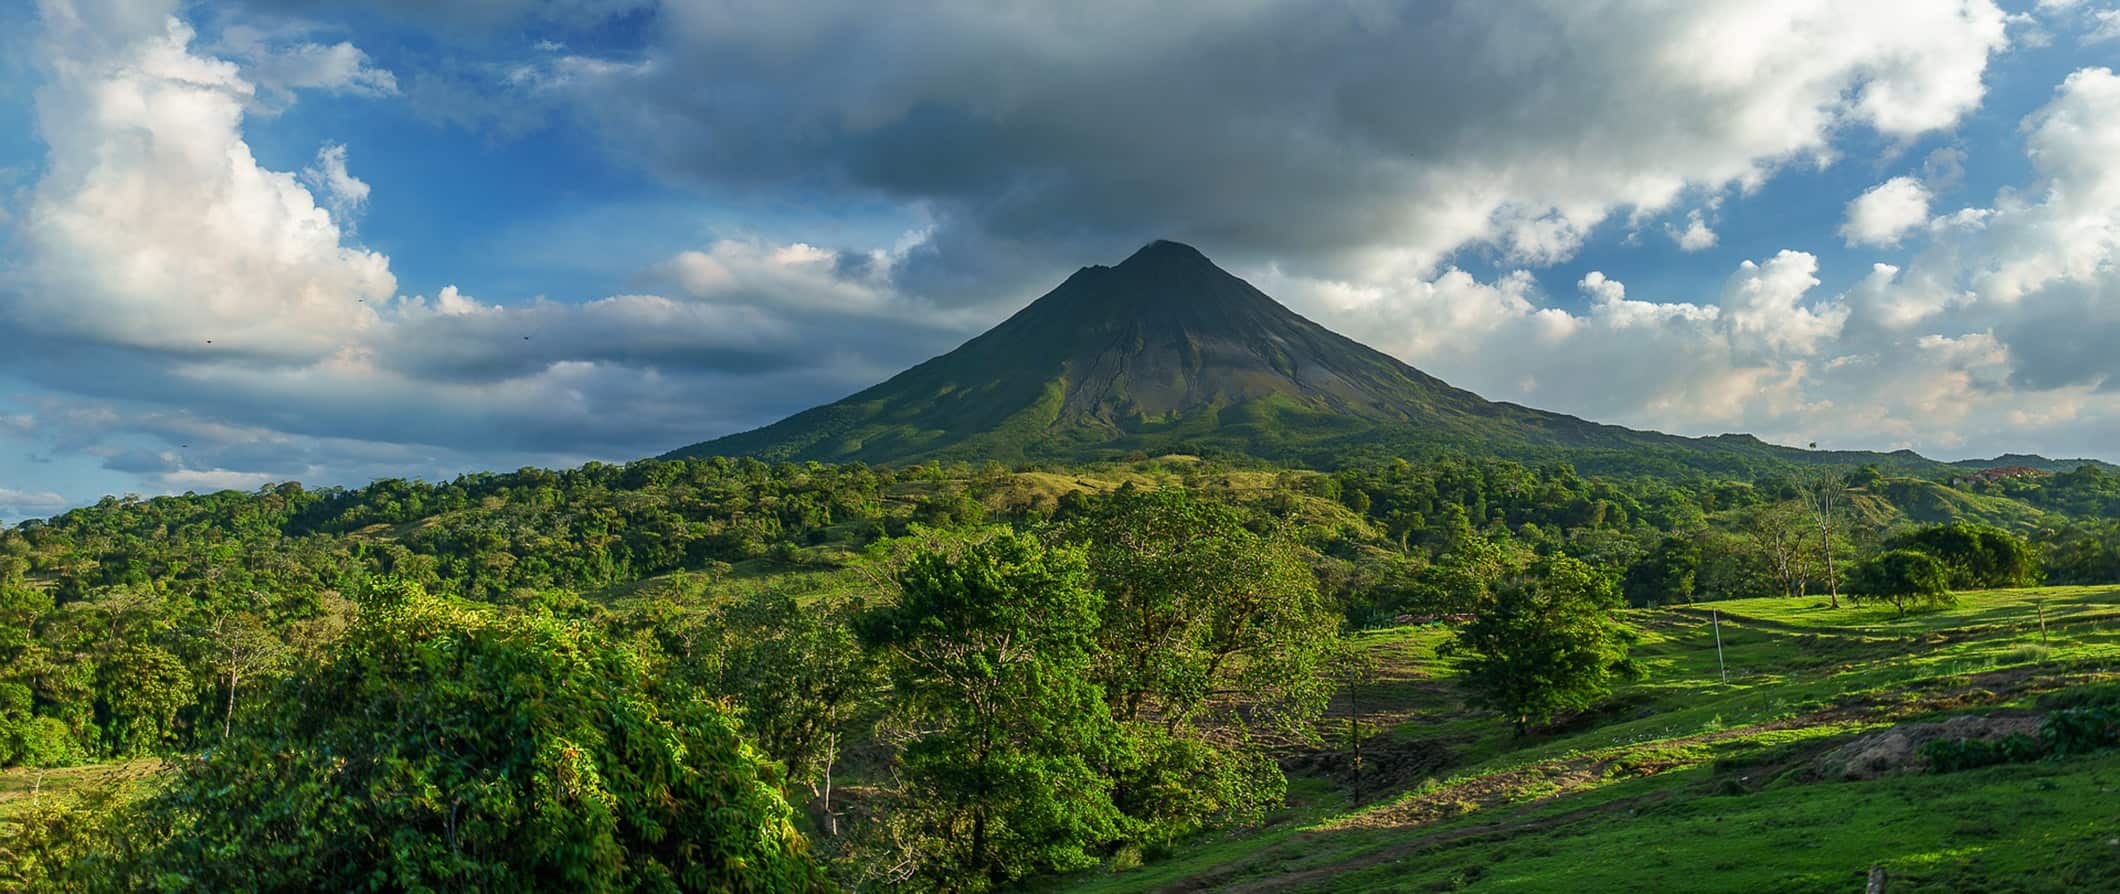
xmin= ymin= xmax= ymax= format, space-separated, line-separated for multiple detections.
xmin=1713 ymin=609 xmax=1727 ymax=684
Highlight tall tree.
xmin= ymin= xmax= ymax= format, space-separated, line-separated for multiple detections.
xmin=1849 ymin=549 xmax=1954 ymax=616
xmin=1050 ymin=488 xmax=1341 ymax=840
xmin=858 ymin=532 xmax=1125 ymax=892
xmin=1803 ymin=449 xmax=1847 ymax=607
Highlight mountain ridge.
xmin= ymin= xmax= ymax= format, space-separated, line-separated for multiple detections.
xmin=666 ymin=242 xmax=2094 ymax=476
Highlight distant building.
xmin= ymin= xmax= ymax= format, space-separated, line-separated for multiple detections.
xmin=1948 ymin=466 xmax=2048 ymax=487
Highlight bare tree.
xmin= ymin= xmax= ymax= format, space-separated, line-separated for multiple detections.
xmin=203 ymin=608 xmax=287 ymax=739
xmin=1803 ymin=445 xmax=1846 ymax=608
xmin=1744 ymin=501 xmax=1811 ymax=599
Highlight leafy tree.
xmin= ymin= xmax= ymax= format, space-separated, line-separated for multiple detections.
xmin=1887 ymin=522 xmax=2039 ymax=590
xmin=699 ymin=589 xmax=879 ymax=836
xmin=98 ymin=580 xmax=823 ymax=892
xmin=858 ymin=532 xmax=1125 ymax=892
xmin=1849 ymin=549 xmax=1954 ymax=616
xmin=1048 ymin=488 xmax=1339 ymax=839
xmin=1442 ymin=556 xmax=1638 ymax=735
xmin=1623 ymin=535 xmax=1700 ymax=607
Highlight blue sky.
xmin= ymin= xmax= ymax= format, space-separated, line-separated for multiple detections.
xmin=3 ymin=0 xmax=2120 ymax=520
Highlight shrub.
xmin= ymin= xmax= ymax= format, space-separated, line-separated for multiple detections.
xmin=1921 ymin=734 xmax=2042 ymax=773
xmin=2041 ymin=706 xmax=2120 ymax=756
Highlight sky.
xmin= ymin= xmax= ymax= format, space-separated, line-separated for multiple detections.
xmin=2 ymin=0 xmax=2120 ymax=520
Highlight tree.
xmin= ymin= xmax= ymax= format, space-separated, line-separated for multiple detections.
xmin=195 ymin=606 xmax=287 ymax=740
xmin=102 ymin=580 xmax=823 ymax=892
xmin=1849 ymin=549 xmax=1953 ymax=616
xmin=858 ymin=532 xmax=1125 ymax=892
xmin=1623 ymin=535 xmax=1699 ymax=607
xmin=1442 ymin=556 xmax=1638 ymax=735
xmin=1802 ymin=450 xmax=1848 ymax=607
xmin=1887 ymin=522 xmax=2039 ymax=590
xmin=701 ymin=589 xmax=879 ymax=837
xmin=1743 ymin=501 xmax=1812 ymax=599
xmin=1047 ymin=488 xmax=1340 ymax=839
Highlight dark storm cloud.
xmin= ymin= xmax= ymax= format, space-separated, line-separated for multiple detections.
xmin=546 ymin=1 xmax=2005 ymax=298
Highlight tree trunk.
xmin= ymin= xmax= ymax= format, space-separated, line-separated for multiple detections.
xmin=971 ymin=809 xmax=989 ymax=886
xmin=1818 ymin=522 xmax=1839 ymax=608
xmin=224 ymin=665 xmax=239 ymax=739
xmin=821 ymin=734 xmax=839 ymax=837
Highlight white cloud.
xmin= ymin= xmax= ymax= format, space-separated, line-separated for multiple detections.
xmin=2087 ymin=9 xmax=2120 ymax=42
xmin=1666 ymin=210 xmax=1718 ymax=252
xmin=1842 ymin=176 xmax=1933 ymax=247
xmin=15 ymin=6 xmax=395 ymax=358
xmin=0 ymin=487 xmax=70 ymax=520
xmin=1719 ymin=250 xmax=1848 ymax=356
xmin=302 ymin=142 xmax=370 ymax=223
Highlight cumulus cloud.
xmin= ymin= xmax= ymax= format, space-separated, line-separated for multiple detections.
xmin=1842 ymin=177 xmax=1934 ymax=247
xmin=1263 ymin=65 xmax=2120 ymax=459
xmin=0 ymin=0 xmax=968 ymax=494
xmin=1666 ymin=210 xmax=1719 ymax=252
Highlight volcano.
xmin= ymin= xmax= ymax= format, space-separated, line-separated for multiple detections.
xmin=666 ymin=241 xmax=1975 ymax=475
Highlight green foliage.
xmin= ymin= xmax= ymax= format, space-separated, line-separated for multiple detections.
xmin=1921 ymin=734 xmax=2043 ymax=773
xmin=99 ymin=580 xmax=822 ymax=892
xmin=1441 ymin=555 xmax=1638 ymax=734
xmin=2040 ymin=519 xmax=2120 ymax=585
xmin=858 ymin=532 xmax=1126 ymax=892
xmin=2041 ymin=707 xmax=2120 ymax=757
xmin=1848 ymin=549 xmax=1955 ymax=615
xmin=1922 ymin=708 xmax=2120 ymax=774
xmin=1887 ymin=522 xmax=2040 ymax=589
xmin=1623 ymin=535 xmax=1700 ymax=607
xmin=1049 ymin=486 xmax=1340 ymax=842
xmin=672 ymin=587 xmax=880 ymax=836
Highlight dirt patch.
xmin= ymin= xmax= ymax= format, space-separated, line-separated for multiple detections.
xmin=1812 ymin=712 xmax=2042 ymax=780
xmin=1284 ymin=734 xmax=1454 ymax=804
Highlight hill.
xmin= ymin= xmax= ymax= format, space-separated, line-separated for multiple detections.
xmin=667 ymin=241 xmax=2077 ymax=477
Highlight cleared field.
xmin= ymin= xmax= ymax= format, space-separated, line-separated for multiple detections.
xmin=1055 ymin=586 xmax=2120 ymax=893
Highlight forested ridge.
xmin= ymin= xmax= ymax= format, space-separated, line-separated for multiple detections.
xmin=4 ymin=453 xmax=2120 ymax=890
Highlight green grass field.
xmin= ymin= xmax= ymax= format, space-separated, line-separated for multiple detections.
xmin=1055 ymin=586 xmax=2120 ymax=893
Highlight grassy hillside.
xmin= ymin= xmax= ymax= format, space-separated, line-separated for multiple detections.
xmin=1053 ymin=586 xmax=2120 ymax=893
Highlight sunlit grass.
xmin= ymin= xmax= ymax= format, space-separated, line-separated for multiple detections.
xmin=1053 ymin=585 xmax=2120 ymax=893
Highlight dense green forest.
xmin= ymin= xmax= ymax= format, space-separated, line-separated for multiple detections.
xmin=4 ymin=453 xmax=2120 ymax=890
